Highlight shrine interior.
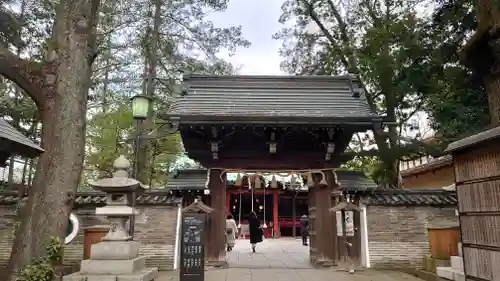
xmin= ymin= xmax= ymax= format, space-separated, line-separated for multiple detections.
xmin=227 ymin=192 xmax=309 ymax=237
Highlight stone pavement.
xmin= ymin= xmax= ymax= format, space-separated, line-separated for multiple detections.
xmin=157 ymin=238 xmax=426 ymax=281
xmin=226 ymin=237 xmax=310 ymax=268
xmin=158 ymin=268 xmax=426 ymax=281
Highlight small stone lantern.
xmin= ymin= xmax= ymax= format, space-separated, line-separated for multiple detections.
xmin=63 ymin=155 xmax=158 ymax=281
xmin=89 ymin=155 xmax=145 ymax=241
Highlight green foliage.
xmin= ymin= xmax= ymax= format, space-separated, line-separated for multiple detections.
xmin=275 ymin=0 xmax=488 ymax=186
xmin=16 ymin=258 xmax=54 ymax=281
xmin=85 ymin=98 xmax=182 ymax=186
xmin=44 ymin=236 xmax=63 ymax=264
xmin=422 ymin=0 xmax=489 ymax=142
xmin=86 ymin=100 xmax=135 ymax=176
xmin=274 ymin=0 xmax=443 ymax=187
xmin=16 ymin=236 xmax=62 ymax=281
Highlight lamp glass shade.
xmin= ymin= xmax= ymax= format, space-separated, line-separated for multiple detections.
xmin=131 ymin=95 xmax=151 ymax=119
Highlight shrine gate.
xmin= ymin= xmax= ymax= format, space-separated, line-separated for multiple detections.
xmin=161 ymin=74 xmax=386 ymax=267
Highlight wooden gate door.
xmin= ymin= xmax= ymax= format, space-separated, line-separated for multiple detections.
xmin=452 ymin=141 xmax=500 ymax=281
xmin=331 ymin=200 xmax=362 ymax=268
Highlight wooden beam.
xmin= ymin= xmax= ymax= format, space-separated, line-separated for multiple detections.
xmin=197 ymin=158 xmax=343 ymax=170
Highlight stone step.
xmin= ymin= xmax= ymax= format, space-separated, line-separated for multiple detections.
xmin=80 ymin=256 xmax=146 ymax=275
xmin=437 ymin=267 xmax=464 ymax=281
xmin=451 ymin=256 xmax=463 ymax=272
xmin=63 ymin=267 xmax=158 ymax=281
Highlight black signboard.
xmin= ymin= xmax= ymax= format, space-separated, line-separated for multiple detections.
xmin=180 ymin=213 xmax=205 ymax=281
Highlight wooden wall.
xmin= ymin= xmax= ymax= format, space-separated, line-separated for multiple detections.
xmin=402 ymin=165 xmax=454 ymax=189
xmin=454 ymin=142 xmax=500 ymax=281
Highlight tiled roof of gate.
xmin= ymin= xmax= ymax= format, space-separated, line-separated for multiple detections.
xmin=167 ymin=169 xmax=207 ymax=190
xmin=362 ymin=189 xmax=457 ymax=206
xmin=0 ymin=191 xmax=181 ymax=206
xmin=163 ymin=75 xmax=382 ymax=122
xmin=0 ymin=119 xmax=44 ymax=157
xmin=336 ymin=171 xmax=377 ymax=191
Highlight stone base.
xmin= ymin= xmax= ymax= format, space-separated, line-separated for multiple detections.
xmin=312 ymin=259 xmax=336 ymax=267
xmin=62 ymin=267 xmax=158 ymax=281
xmin=423 ymin=255 xmax=450 ymax=273
xmin=81 ymin=256 xmax=146 ymax=274
xmin=206 ymin=259 xmax=228 ymax=268
xmin=90 ymin=241 xmax=140 ymax=260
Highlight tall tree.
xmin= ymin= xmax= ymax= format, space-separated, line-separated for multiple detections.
xmin=275 ymin=0 xmax=438 ymax=187
xmin=457 ymin=0 xmax=500 ymax=125
xmin=131 ymin=0 xmax=249 ymax=183
xmin=421 ymin=0 xmax=489 ymax=143
xmin=0 ymin=0 xmax=101 ymax=279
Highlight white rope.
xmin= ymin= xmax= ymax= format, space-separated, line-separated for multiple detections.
xmin=238 ymin=192 xmax=242 ymax=228
xmin=263 ymin=184 xmax=267 ymax=228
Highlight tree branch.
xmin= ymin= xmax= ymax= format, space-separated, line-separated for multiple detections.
xmin=299 ymin=0 xmax=350 ymax=68
xmin=0 ymin=44 xmax=45 ymax=108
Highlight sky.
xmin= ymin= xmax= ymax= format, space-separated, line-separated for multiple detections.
xmin=207 ymin=0 xmax=287 ymax=75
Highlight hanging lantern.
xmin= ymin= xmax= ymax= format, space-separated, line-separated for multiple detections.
xmin=255 ymin=174 xmax=261 ymax=188
xmin=235 ymin=173 xmax=242 ymax=186
xmin=306 ymin=172 xmax=314 ymax=187
xmin=319 ymin=171 xmax=328 ymax=186
xmin=270 ymin=174 xmax=278 ymax=188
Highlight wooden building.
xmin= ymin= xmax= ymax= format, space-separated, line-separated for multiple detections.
xmin=161 ymin=74 xmax=388 ymax=266
xmin=446 ymin=126 xmax=500 ymax=281
xmin=0 ymin=119 xmax=43 ymax=166
xmin=400 ymin=155 xmax=454 ymax=189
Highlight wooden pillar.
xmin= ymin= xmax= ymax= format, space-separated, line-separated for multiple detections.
xmin=331 ymin=194 xmax=340 ymax=262
xmin=311 ymin=170 xmax=337 ymax=266
xmin=309 ymin=185 xmax=317 ymax=263
xmin=352 ymin=196 xmax=362 ymax=265
xmin=207 ymin=169 xmax=227 ymax=267
xmin=273 ymin=191 xmax=279 ymax=237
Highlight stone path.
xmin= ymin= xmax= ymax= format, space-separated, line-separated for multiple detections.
xmin=226 ymin=237 xmax=310 ymax=268
xmin=158 ymin=268 xmax=426 ymax=281
xmin=158 ymin=238 xmax=426 ymax=281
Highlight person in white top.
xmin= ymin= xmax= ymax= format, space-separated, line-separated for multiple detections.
xmin=226 ymin=214 xmax=238 ymax=251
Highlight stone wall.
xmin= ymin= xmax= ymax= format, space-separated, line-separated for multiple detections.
xmin=0 ymin=205 xmax=16 ymax=266
xmin=0 ymin=201 xmax=179 ymax=271
xmin=367 ymin=206 xmax=458 ymax=268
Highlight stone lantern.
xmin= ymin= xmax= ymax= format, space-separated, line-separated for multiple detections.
xmin=91 ymin=155 xmax=144 ymax=241
xmin=63 ymin=155 xmax=158 ymax=281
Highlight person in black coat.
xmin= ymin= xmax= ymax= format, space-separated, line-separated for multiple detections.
xmin=299 ymin=214 xmax=309 ymax=246
xmin=248 ymin=211 xmax=262 ymax=253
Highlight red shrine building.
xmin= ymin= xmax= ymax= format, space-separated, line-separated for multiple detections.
xmin=160 ymin=74 xmax=389 ymax=267
xmin=167 ymin=168 xmax=377 ymax=238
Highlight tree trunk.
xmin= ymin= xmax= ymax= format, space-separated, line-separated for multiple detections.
xmin=461 ymin=1 xmax=500 ymax=125
xmin=2 ymin=0 xmax=101 ymax=279
xmin=137 ymin=0 xmax=161 ymax=183
xmin=485 ymin=72 xmax=500 ymax=125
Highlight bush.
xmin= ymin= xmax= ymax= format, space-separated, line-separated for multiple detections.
xmin=45 ymin=236 xmax=64 ymax=264
xmin=16 ymin=258 xmax=54 ymax=281
xmin=16 ymin=236 xmax=64 ymax=281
